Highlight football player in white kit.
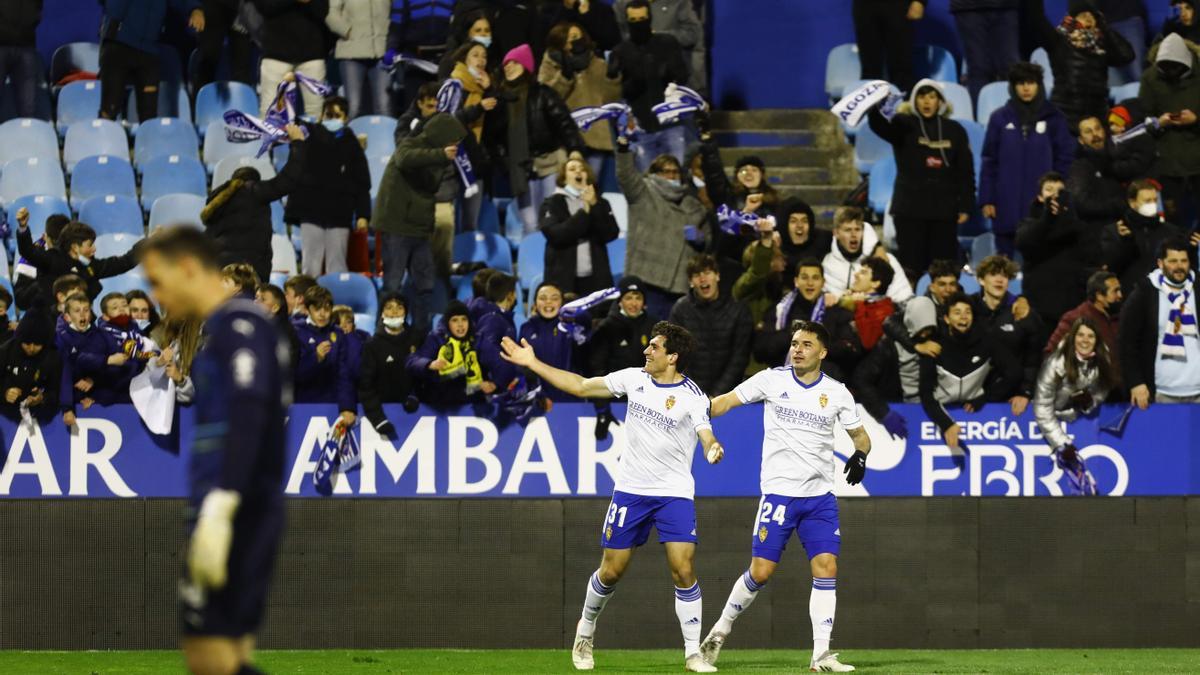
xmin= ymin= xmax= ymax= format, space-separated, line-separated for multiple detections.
xmin=700 ymin=320 xmax=871 ymax=672
xmin=500 ymin=322 xmax=726 ymax=673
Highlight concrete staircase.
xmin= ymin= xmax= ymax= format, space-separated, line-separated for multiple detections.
xmin=709 ymin=109 xmax=858 ymax=226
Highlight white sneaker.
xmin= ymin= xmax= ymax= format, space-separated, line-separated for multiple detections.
xmin=686 ymin=653 xmax=718 ymax=672
xmin=572 ymin=620 xmax=594 ymax=670
xmin=699 ymin=628 xmax=727 ymax=665
xmin=810 ymin=651 xmax=855 ymax=672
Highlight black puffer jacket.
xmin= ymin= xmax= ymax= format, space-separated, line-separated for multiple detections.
xmin=1033 ymin=0 xmax=1135 ymax=128
xmin=487 ymin=82 xmax=584 ymax=164
xmin=919 ymin=322 xmax=1020 ymax=432
xmin=669 ymin=291 xmax=753 ymax=395
xmin=283 ymin=123 xmax=372 ymax=229
xmin=201 ymin=173 xmax=293 ymax=281
xmin=970 ymin=293 xmax=1046 ymax=399
xmin=1016 ymin=199 xmax=1092 ymax=325
xmin=588 ymin=306 xmax=658 ymax=376
xmin=0 ymin=0 xmax=40 ymax=47
xmin=610 ymin=33 xmax=690 ymax=132
xmin=1101 ymin=208 xmax=1194 ymax=292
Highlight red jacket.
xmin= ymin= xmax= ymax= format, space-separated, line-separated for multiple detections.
xmin=1043 ymin=301 xmax=1119 ymax=356
xmin=854 ymin=297 xmax=895 ymax=351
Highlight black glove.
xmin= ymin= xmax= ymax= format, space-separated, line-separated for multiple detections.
xmin=594 ymin=409 xmax=620 ymax=441
xmin=403 ymin=394 xmax=420 ymax=414
xmin=375 ymin=419 xmax=396 ymax=438
xmin=1059 ymin=443 xmax=1078 ymax=464
xmin=843 ymin=450 xmax=868 ymax=485
xmin=693 ymin=108 xmax=711 ymax=136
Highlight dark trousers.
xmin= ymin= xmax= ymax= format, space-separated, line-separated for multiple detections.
xmin=0 ymin=46 xmax=40 ymax=118
xmin=196 ymin=0 xmax=255 ymax=88
xmin=99 ymin=40 xmax=160 ymax=121
xmin=893 ymin=215 xmax=961 ymax=280
xmin=382 ymin=232 xmax=435 ymax=334
xmin=852 ymin=0 xmax=914 ymax=91
xmin=955 ymin=9 xmax=1020 ymax=101
xmin=1159 ymin=174 xmax=1200 ymax=231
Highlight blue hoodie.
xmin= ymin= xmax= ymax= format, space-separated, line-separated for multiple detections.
xmin=293 ymin=318 xmax=354 ymax=406
xmin=473 ymin=300 xmax=517 ymax=389
xmin=55 ymin=320 xmax=135 ymax=409
xmin=518 ymin=313 xmax=578 ymax=402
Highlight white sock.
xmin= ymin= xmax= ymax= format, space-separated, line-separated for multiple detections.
xmin=810 ymin=577 xmax=837 ymax=662
xmin=714 ymin=569 xmax=765 ymax=635
xmin=578 ymin=570 xmax=614 ymax=638
xmin=675 ymin=582 xmax=703 ymax=657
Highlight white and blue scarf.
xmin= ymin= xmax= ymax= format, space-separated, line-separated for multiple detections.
xmin=652 ymin=83 xmax=707 ymax=126
xmin=558 ymin=286 xmax=620 ymax=345
xmin=223 ymin=72 xmax=333 ymax=158
xmin=435 ymin=78 xmax=481 ymax=198
xmin=572 ymin=102 xmax=639 ymax=140
xmin=1152 ymin=269 xmax=1197 ymax=362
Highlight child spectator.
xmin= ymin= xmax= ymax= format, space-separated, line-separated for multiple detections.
xmin=51 ymin=275 xmax=88 ymax=339
xmin=518 ymin=282 xmax=578 ymax=402
xmin=294 ymin=286 xmax=353 ymax=407
xmin=221 ymin=263 xmax=261 ymax=299
xmin=97 ymin=292 xmax=155 ymax=370
xmin=474 ymin=272 xmax=520 ymax=390
xmin=12 ymin=211 xmax=70 ymax=311
xmin=124 ymin=289 xmax=160 ymax=335
xmin=284 ymin=274 xmax=318 ymax=319
xmin=468 ymin=268 xmax=498 ymax=324
xmin=17 ymin=220 xmax=141 ymax=303
xmin=57 ymin=292 xmax=137 ymax=424
xmin=0 ymin=286 xmax=14 ymax=345
xmin=332 ymin=304 xmax=370 ymax=426
xmin=0 ymin=310 xmax=60 ymax=420
xmin=407 ymin=300 xmax=496 ymax=406
xmin=257 ymin=283 xmax=301 ymax=369
xmin=358 ymin=292 xmax=422 ymax=436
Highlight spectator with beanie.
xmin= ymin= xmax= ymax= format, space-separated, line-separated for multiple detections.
xmin=474 ymin=272 xmax=520 ymax=390
xmin=610 ymin=0 xmax=690 ymax=172
xmin=519 ymin=282 xmax=579 ymax=402
xmin=98 ymin=0 xmax=203 ymax=121
xmin=489 ymin=43 xmax=585 ymax=234
xmin=668 ymin=254 xmax=753 ymax=395
xmin=868 ymin=79 xmax=976 ymax=276
xmin=1068 ymin=113 xmax=1155 ymax=232
xmin=1028 ymin=0 xmax=1134 ymax=128
xmin=851 ymin=0 xmax=924 ymax=92
xmin=1140 ymin=33 xmax=1200 ymax=229
xmin=374 ymin=112 xmax=468 ymax=332
xmin=407 ymin=300 xmax=496 ymax=406
xmin=254 ymin=0 xmax=330 ymax=119
xmin=1119 ymin=237 xmax=1200 ymax=406
xmin=358 ymin=292 xmax=423 ymax=437
xmin=951 ymin=0 xmax=1020 ymax=100
xmin=539 ymin=21 xmax=623 ymax=172
xmin=0 ymin=309 xmax=60 ymax=420
xmin=326 ymin=0 xmax=393 ymax=119
xmin=0 ymin=0 xmax=43 ymax=120
xmin=1102 ymin=179 xmax=1199 ymax=292
xmin=980 ymin=62 xmax=1075 ymax=256
xmin=1046 ymin=270 xmax=1123 ymax=354
xmin=541 ymin=154 xmax=620 ymax=296
xmin=201 ymin=166 xmax=294 ymax=281
xmin=587 ymin=277 xmax=655 ymax=438
xmin=1017 ymin=171 xmax=1094 ymax=325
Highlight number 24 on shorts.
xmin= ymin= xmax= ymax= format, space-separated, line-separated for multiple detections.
xmin=759 ymin=501 xmax=786 ymax=527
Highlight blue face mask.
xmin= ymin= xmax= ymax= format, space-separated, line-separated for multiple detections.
xmin=473 ymin=35 xmax=493 ymax=48
xmin=322 ymin=118 xmax=345 ymax=133
xmin=564 ymin=184 xmax=582 ymax=198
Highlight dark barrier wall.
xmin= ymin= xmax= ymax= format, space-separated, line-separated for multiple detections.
xmin=3 ymin=497 xmax=1198 ymax=650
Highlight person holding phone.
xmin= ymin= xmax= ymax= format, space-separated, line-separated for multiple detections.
xmin=540 ymin=154 xmax=621 ymax=296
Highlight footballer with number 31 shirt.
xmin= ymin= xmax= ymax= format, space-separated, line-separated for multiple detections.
xmin=702 ymin=320 xmax=871 ymax=673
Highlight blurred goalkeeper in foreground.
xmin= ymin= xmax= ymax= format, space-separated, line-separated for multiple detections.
xmin=141 ymin=227 xmax=290 ymax=675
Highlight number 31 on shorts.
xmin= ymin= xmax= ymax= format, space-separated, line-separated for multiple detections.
xmin=758 ymin=500 xmax=786 ymax=527
xmin=606 ymin=502 xmax=629 ymax=528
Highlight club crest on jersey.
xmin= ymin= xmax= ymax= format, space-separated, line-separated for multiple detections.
xmin=819 ymin=393 xmax=828 ymax=408
xmin=665 ymin=395 xmax=676 ymax=410
xmin=605 ymin=526 xmax=613 ymax=541
xmin=758 ymin=526 xmax=768 ymax=543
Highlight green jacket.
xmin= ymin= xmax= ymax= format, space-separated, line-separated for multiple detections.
xmin=732 ymin=239 xmax=779 ymax=327
xmin=372 ymin=113 xmax=467 ymax=237
xmin=1139 ymin=38 xmax=1200 ymax=177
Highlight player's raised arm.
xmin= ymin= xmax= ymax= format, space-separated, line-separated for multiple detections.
xmin=500 ymin=336 xmax=612 ymax=399
xmin=708 ymin=391 xmax=744 ymax=418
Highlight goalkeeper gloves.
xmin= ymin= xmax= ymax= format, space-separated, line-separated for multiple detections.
xmin=188 ymin=489 xmax=240 ymax=589
xmin=843 ymin=450 xmax=868 ymax=486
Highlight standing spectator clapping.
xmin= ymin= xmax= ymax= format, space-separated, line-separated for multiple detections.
xmin=540 ymin=155 xmax=619 ymax=296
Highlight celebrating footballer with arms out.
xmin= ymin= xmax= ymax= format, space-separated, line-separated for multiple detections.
xmin=702 ymin=320 xmax=871 ymax=673
xmin=501 ymin=322 xmax=724 ymax=673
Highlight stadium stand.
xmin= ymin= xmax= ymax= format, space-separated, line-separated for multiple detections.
xmin=68 ymin=155 xmax=137 ymax=210
xmin=77 ymin=194 xmax=144 ymax=236
xmin=148 ymin=193 xmax=205 ymax=229
xmin=140 ymin=155 xmax=209 ymax=212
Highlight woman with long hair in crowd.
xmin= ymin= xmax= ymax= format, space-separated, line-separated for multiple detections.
xmin=540 ymin=154 xmax=620 ymax=296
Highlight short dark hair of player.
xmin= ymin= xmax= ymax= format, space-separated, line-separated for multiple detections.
xmin=486 ymin=272 xmax=517 ymax=303
xmin=794 ymin=257 xmax=823 ymax=278
xmin=942 ymin=291 xmax=973 ymax=315
xmin=99 ymin=292 xmax=125 ymax=317
xmin=138 ymin=225 xmax=221 ymax=269
xmin=221 ymin=262 xmax=260 ymax=294
xmin=927 ymin=259 xmax=959 ymax=283
xmin=331 ymin=304 xmax=355 ymax=328
xmin=45 ymin=214 xmax=71 ymax=245
xmin=417 ymin=81 xmax=440 ymax=101
xmin=975 ymin=254 xmax=1019 ymax=280
xmin=323 ymin=95 xmax=349 ymax=120
xmin=859 ymin=256 xmax=894 ymax=293
xmin=1038 ymin=171 xmax=1065 ymax=190
xmin=303 ymin=285 xmax=334 ymax=311
xmin=471 ymin=268 xmax=497 ymax=298
xmin=685 ymin=253 xmax=718 ymax=278
xmin=1127 ymin=178 xmax=1158 ymax=202
xmin=1086 ymin=271 xmax=1118 ymax=301
xmin=52 ymin=274 xmax=86 ymax=300
xmin=283 ymin=273 xmax=318 ymax=297
xmin=790 ymin=319 xmax=830 ymax=350
xmin=58 ymin=221 xmax=97 ymax=252
xmin=1158 ymin=235 xmax=1191 ymax=260
xmin=64 ymin=291 xmax=90 ymax=311
xmin=651 ymin=321 xmax=695 ymax=373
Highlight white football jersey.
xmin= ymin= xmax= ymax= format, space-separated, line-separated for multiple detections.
xmin=604 ymin=367 xmax=712 ymax=499
xmin=734 ymin=367 xmax=862 ymax=497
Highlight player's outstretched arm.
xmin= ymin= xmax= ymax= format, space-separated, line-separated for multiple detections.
xmin=698 ymin=428 xmax=724 ymax=464
xmin=843 ymin=425 xmax=872 ymax=485
xmin=709 ymin=391 xmax=743 ymax=418
xmin=500 ymin=337 xmax=611 ymax=399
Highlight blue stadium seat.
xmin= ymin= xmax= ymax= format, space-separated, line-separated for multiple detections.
xmin=368 ymin=154 xmax=389 ymax=201
xmin=125 ymin=82 xmax=191 ymax=126
xmin=914 ymin=273 xmax=932 ymax=296
xmin=959 ymin=119 xmax=985 ymax=177
xmin=825 ymin=43 xmax=861 ymax=102
xmin=212 ymin=155 xmax=276 ymax=188
xmin=99 ymin=271 xmax=149 ymax=297
xmin=1009 ymin=274 xmax=1022 ymax=296
xmin=1110 ymin=81 xmax=1139 ymax=104
xmin=148 ymin=193 xmax=205 ymax=229
xmin=63 ymin=118 xmax=128 ymax=172
xmin=77 ymin=194 xmax=144 ymax=236
xmin=68 ymin=155 xmax=136 ymax=210
xmin=1031 ymin=48 xmax=1055 ymax=95
xmin=959 ymin=271 xmax=981 ymax=295
xmin=476 ymin=196 xmax=500 ymax=235
xmin=0 ymin=118 xmax=59 ymax=166
xmin=455 ymin=273 xmax=475 ymax=301
xmin=319 ymin=272 xmax=379 ymax=318
xmin=269 ymin=272 xmax=289 ymax=288
xmin=5 ymin=194 xmax=70 ymax=241
xmin=272 ymin=234 xmax=298 ymax=274
xmin=453 ymin=231 xmax=513 ymax=272
xmin=854 ymin=123 xmax=891 ymax=175
xmin=914 ymin=45 xmax=958 ymax=83
xmin=503 ymin=197 xmax=525 ymax=248
xmin=202 ymin=121 xmax=258 ymax=173
xmin=50 ymin=43 xmax=100 ymax=84
xmin=0 ymin=156 xmax=66 ymax=208
xmin=93 ymin=232 xmax=142 ymax=258
xmin=133 ymin=117 xmax=199 ymax=169
xmin=939 ymin=81 xmax=973 ymax=122
xmin=607 ymin=237 xmax=626 ymax=281
xmin=272 ymin=144 xmax=290 ymax=173
xmin=141 ymin=155 xmax=208 ymax=212
xmin=349 ymin=115 xmax=398 ymax=158
xmin=970 ymin=232 xmax=996 ymax=268
xmin=271 ymin=201 xmax=286 ymax=234
xmin=975 ymin=81 xmax=1008 ymax=126
xmin=195 ymin=82 xmax=258 ymax=138
xmin=868 ymin=155 xmax=896 ymax=215
xmin=517 ymin=231 xmax=545 ymax=293
xmin=56 ymin=80 xmax=103 ymax=139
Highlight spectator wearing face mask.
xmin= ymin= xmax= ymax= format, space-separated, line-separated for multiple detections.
xmin=358 ymin=292 xmax=422 ymax=437
xmin=1046 ymin=270 xmax=1123 ymax=355
xmin=1140 ymin=32 xmax=1200 ymax=229
xmin=16 ymin=220 xmax=141 ymax=304
xmin=518 ymin=282 xmax=579 ymax=402
xmin=438 ymin=9 xmax=495 ymax=78
xmin=821 ymin=207 xmax=914 ymax=305
xmin=868 ymin=78 xmax=976 ymax=277
xmin=57 ymin=292 xmax=138 ymax=422
xmin=615 ymin=0 xmax=705 ymax=90
xmin=449 ymin=0 xmax=541 ymax=59
xmin=124 ymin=289 xmax=160 ymax=335
xmin=1017 ymin=172 xmax=1094 ymax=325
xmin=543 ymin=0 xmax=622 ymax=52
xmin=539 ymin=22 xmax=622 ymax=173
xmin=979 ymin=62 xmax=1075 ymax=256
xmin=540 ymin=155 xmax=620 ymax=296
xmin=1068 ymin=113 xmax=1156 ymax=232
xmin=1101 ymin=179 xmax=1199 ymax=292
xmin=668 ymin=254 xmax=753 ymax=394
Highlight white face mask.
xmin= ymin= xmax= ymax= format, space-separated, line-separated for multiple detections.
xmin=691 ymin=175 xmax=706 ymax=189
xmin=382 ymin=316 xmax=405 ymax=330
xmin=473 ymin=35 xmax=492 ymax=48
xmin=1136 ymin=202 xmax=1158 ymax=217
xmin=564 ymin=184 xmax=582 ymax=198
xmin=76 ymin=255 xmax=91 ymax=267
xmin=468 ymin=65 xmax=484 ymax=80
xmin=135 ymin=318 xmax=151 ymax=331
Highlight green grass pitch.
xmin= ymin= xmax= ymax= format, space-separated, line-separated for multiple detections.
xmin=2 ymin=649 xmax=1198 ymax=674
